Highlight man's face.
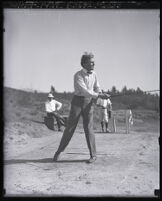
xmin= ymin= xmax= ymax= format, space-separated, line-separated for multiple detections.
xmin=84 ymin=57 xmax=95 ymax=72
xmin=48 ymin=97 xmax=53 ymax=101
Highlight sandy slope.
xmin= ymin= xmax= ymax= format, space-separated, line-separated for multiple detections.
xmin=4 ymin=130 xmax=159 ymax=197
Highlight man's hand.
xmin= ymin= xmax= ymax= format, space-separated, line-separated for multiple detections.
xmin=53 ymin=111 xmax=59 ymax=117
xmin=98 ymin=93 xmax=110 ymax=99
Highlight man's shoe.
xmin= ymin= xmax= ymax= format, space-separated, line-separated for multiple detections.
xmin=106 ymin=129 xmax=111 ymax=133
xmin=53 ymin=152 xmax=60 ymax=162
xmin=87 ymin=156 xmax=97 ymax=163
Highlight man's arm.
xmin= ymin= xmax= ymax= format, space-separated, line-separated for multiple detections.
xmin=93 ymin=73 xmax=102 ymax=93
xmin=55 ymin=101 xmax=62 ymax=111
xmin=74 ymin=73 xmax=110 ymax=100
xmin=93 ymin=74 xmax=111 ymax=99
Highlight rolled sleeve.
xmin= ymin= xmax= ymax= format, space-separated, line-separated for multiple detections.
xmin=94 ymin=74 xmax=101 ymax=93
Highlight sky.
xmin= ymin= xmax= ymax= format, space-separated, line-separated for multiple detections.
xmin=3 ymin=9 xmax=160 ymax=93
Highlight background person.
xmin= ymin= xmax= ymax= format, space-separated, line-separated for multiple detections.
xmin=45 ymin=93 xmax=63 ymax=131
xmin=125 ymin=109 xmax=133 ymax=134
xmin=100 ymin=98 xmax=112 ymax=133
xmin=53 ymin=52 xmax=110 ymax=163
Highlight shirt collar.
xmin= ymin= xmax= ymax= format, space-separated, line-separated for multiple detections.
xmin=82 ymin=68 xmax=94 ymax=75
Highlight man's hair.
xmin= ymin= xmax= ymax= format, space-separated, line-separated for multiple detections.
xmin=81 ymin=52 xmax=94 ymax=68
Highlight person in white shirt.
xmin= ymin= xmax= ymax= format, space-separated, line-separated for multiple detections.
xmin=125 ymin=109 xmax=133 ymax=134
xmin=53 ymin=52 xmax=110 ymax=163
xmin=99 ymin=98 xmax=112 ymax=133
xmin=45 ymin=93 xmax=63 ymax=131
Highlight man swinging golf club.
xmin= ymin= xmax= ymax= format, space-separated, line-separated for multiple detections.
xmin=53 ymin=52 xmax=110 ymax=163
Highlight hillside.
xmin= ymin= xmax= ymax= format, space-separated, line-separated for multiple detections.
xmin=3 ymin=87 xmax=160 ymax=131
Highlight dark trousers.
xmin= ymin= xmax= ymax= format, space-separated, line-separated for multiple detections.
xmin=56 ymin=95 xmax=96 ymax=157
xmin=47 ymin=112 xmax=61 ymax=130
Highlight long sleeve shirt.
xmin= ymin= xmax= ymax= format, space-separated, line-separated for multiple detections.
xmin=74 ymin=68 xmax=101 ymax=99
xmin=97 ymin=98 xmax=112 ymax=110
xmin=45 ymin=99 xmax=62 ymax=113
xmin=99 ymin=99 xmax=112 ymax=118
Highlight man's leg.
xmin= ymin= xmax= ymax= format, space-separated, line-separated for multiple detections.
xmin=105 ymin=121 xmax=108 ymax=131
xmin=105 ymin=121 xmax=110 ymax=133
xmin=53 ymin=113 xmax=65 ymax=127
xmin=53 ymin=96 xmax=82 ymax=161
xmin=104 ymin=113 xmax=111 ymax=133
xmin=47 ymin=112 xmax=55 ymax=130
xmin=101 ymin=121 xmax=104 ymax=132
xmin=82 ymin=101 xmax=96 ymax=160
xmin=55 ymin=117 xmax=61 ymax=131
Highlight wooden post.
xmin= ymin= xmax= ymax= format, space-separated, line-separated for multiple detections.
xmin=108 ymin=113 xmax=116 ymax=133
xmin=112 ymin=116 xmax=116 ymax=133
xmin=125 ymin=110 xmax=129 ymax=134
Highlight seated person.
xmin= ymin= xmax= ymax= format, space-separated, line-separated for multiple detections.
xmin=45 ymin=93 xmax=63 ymax=131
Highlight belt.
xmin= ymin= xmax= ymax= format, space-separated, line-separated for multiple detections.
xmin=74 ymin=95 xmax=92 ymax=99
xmin=74 ymin=95 xmax=84 ymax=98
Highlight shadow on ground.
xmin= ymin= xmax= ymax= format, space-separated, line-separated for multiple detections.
xmin=31 ymin=120 xmax=45 ymax=124
xmin=4 ymin=158 xmax=88 ymax=164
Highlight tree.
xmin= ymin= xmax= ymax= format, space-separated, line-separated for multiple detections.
xmin=136 ymin=87 xmax=143 ymax=95
xmin=111 ymin=86 xmax=117 ymax=94
xmin=121 ymin=86 xmax=128 ymax=94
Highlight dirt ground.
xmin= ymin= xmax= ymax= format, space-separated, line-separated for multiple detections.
xmin=4 ymin=127 xmax=159 ymax=197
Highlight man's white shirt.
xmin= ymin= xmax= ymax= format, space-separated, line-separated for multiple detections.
xmin=74 ymin=68 xmax=101 ymax=99
xmin=97 ymin=98 xmax=112 ymax=109
xmin=45 ymin=99 xmax=62 ymax=113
